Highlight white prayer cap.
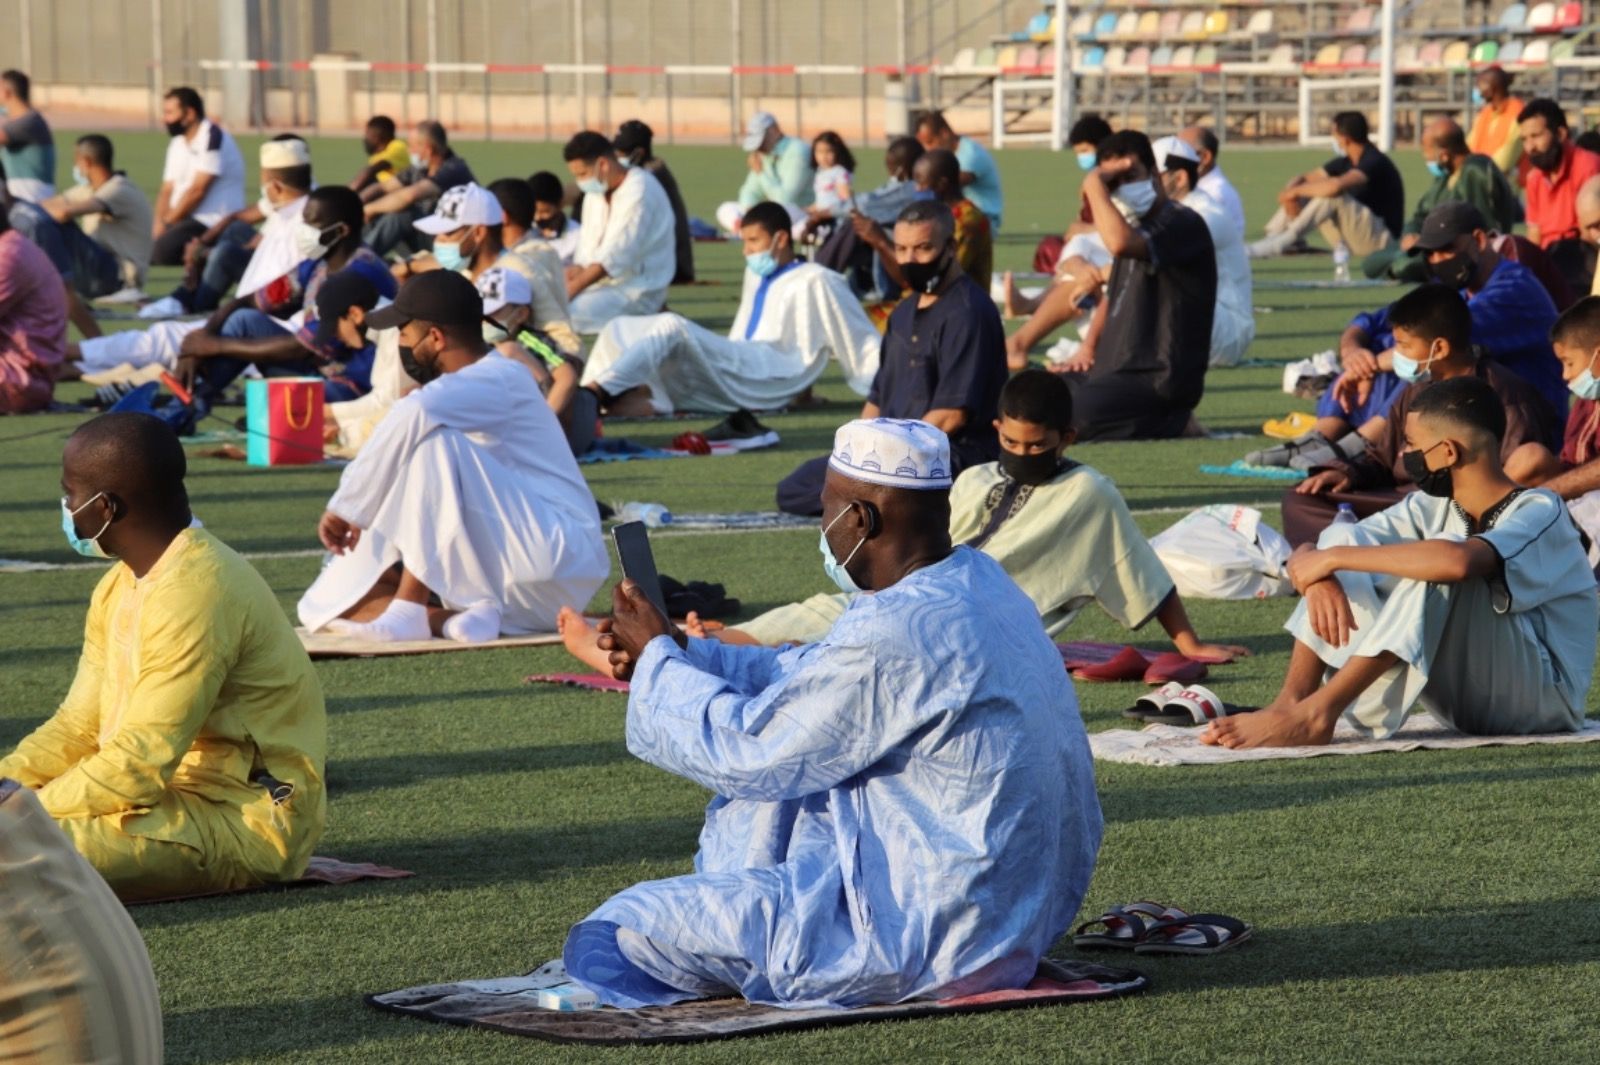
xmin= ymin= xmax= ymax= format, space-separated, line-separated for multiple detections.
xmin=476 ymin=266 xmax=532 ymax=316
xmin=260 ymin=138 xmax=311 ymax=169
xmin=741 ymin=111 xmax=778 ymax=152
xmin=1151 ymin=135 xmax=1201 ymax=173
xmin=414 ymin=181 xmax=504 ymax=234
xmin=828 ymin=418 xmax=952 ymax=491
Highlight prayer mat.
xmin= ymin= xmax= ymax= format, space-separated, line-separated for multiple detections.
xmin=1089 ymin=716 xmax=1600 ymax=767
xmin=1057 ymin=641 xmax=1195 ymax=670
xmin=366 ymin=958 xmax=1148 ymax=1046
xmin=523 ymin=672 xmax=631 ymax=693
xmin=297 ymin=628 xmax=564 ymax=659
xmin=126 ymin=856 xmax=413 ymax=905
xmin=645 ymin=512 xmax=816 ymax=531
xmin=1199 ymin=462 xmax=1306 ymax=483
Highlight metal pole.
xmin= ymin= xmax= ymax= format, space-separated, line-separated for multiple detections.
xmin=573 ymin=0 xmax=587 ymax=130
xmin=1378 ymin=0 xmax=1396 ymax=151
xmin=150 ymin=0 xmax=164 ymax=130
xmin=1050 ymin=0 xmax=1071 ymax=150
xmin=426 ymin=0 xmax=439 ymax=118
xmin=218 ymin=0 xmax=252 ymax=130
xmin=482 ymin=0 xmax=491 ymax=139
xmin=731 ymin=0 xmax=743 ymax=142
xmin=401 ymin=0 xmax=412 ymax=126
xmin=19 ymin=0 xmax=31 ymax=82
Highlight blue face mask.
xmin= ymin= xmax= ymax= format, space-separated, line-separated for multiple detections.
xmin=745 ymin=250 xmax=779 ymax=278
xmin=1075 ymin=151 xmax=1097 ymax=172
xmin=1471 ymin=87 xmax=1485 ymax=106
xmin=72 ymin=165 xmax=89 ymax=187
xmin=1425 ymin=160 xmax=1449 ymax=179
xmin=819 ymin=508 xmax=866 ymax=594
xmin=61 ymin=493 xmax=112 ymax=558
xmin=616 ymin=155 xmax=634 ymax=171
xmin=432 ymin=239 xmax=467 ymax=272
xmin=578 ymin=176 xmax=608 ymax=196
xmin=1393 ymin=342 xmax=1440 ymax=384
xmin=1570 ymin=353 xmax=1600 ymax=400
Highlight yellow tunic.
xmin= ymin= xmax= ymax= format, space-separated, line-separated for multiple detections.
xmin=0 ymin=528 xmax=326 ymax=901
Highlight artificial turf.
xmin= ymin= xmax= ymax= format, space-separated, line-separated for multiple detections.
xmin=2 ymin=129 xmax=1598 ymax=1064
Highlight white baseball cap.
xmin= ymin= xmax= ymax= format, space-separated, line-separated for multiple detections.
xmin=259 ymin=138 xmax=311 ymax=169
xmin=828 ymin=418 xmax=952 ymax=491
xmin=1151 ymin=135 xmax=1201 ymax=173
xmin=741 ymin=111 xmax=778 ymax=152
xmin=414 ymin=182 xmax=505 ymax=235
xmin=475 ymin=266 xmax=533 ymax=317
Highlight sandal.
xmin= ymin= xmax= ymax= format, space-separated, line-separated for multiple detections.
xmin=1124 ymin=682 xmax=1185 ymax=721
xmin=1126 ymin=684 xmax=1259 ymax=726
xmin=1134 ymin=913 xmax=1253 ymax=955
xmin=1073 ymin=902 xmax=1189 ymax=950
xmin=1262 ymin=411 xmax=1318 ymax=440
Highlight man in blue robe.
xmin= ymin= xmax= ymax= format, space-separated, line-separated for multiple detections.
xmin=560 ymin=418 xmax=1103 ymax=1009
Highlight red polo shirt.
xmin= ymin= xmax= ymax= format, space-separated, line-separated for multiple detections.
xmin=1525 ymin=144 xmax=1600 ymax=247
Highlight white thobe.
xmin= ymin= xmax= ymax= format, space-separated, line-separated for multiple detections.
xmin=297 ymin=355 xmax=608 ymax=635
xmin=1197 ymin=167 xmax=1246 ymax=238
xmin=235 ymin=195 xmax=307 ymax=298
xmin=327 ymin=321 xmax=409 ymax=453
xmin=568 ymin=169 xmax=677 ymax=333
xmin=581 ymin=261 xmax=880 ymax=414
xmin=1182 ymin=187 xmax=1255 ymax=367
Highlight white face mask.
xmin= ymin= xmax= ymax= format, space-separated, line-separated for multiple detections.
xmin=1111 ymin=178 xmax=1158 ymax=220
xmin=294 ymin=220 xmax=335 ymax=262
xmin=258 ymin=194 xmax=277 ymax=218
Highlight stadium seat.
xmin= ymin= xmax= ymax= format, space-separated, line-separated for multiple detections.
xmin=1039 ymin=45 xmax=1057 ymax=70
xmin=1137 ymin=11 xmax=1162 ymax=35
xmin=1442 ymin=40 xmax=1470 ymax=66
xmin=1346 ymin=7 xmax=1376 ymax=32
xmin=1083 ymin=45 xmax=1107 ymax=71
xmin=1498 ymin=3 xmax=1528 ymax=29
xmin=1070 ymin=13 xmax=1095 ymax=38
xmin=1159 ymin=11 xmax=1183 ymax=35
xmin=1499 ymin=39 xmax=1525 ymax=62
xmin=1417 ymin=41 xmax=1444 ymax=65
xmin=1151 ymin=44 xmax=1175 ymax=66
xmin=1195 ymin=43 xmax=1219 ymax=66
xmin=1312 ymin=42 xmax=1344 ymax=66
xmin=996 ymin=44 xmax=1020 ymax=68
xmin=950 ymin=47 xmax=977 ymax=70
xmin=1527 ymin=2 xmax=1556 ymax=29
xmin=1342 ymin=44 xmax=1368 ymax=65
xmin=975 ymin=45 xmax=998 ymax=67
xmin=1523 ymin=37 xmax=1552 ymax=62
xmin=1268 ymin=42 xmax=1297 ymax=67
xmin=1093 ymin=13 xmax=1119 ymax=38
xmin=1170 ymin=44 xmax=1197 ymax=67
xmin=1115 ymin=12 xmax=1140 ymax=37
xmin=1026 ymin=12 xmax=1051 ymax=38
xmin=1555 ymin=1 xmax=1582 ymax=28
xmin=1472 ymin=40 xmax=1500 ymax=63
xmin=1395 ymin=42 xmax=1420 ymax=69
xmin=1551 ymin=37 xmax=1579 ymax=58
xmin=1204 ymin=11 xmax=1232 ymax=35
xmin=1104 ymin=45 xmax=1128 ymax=70
xmin=1125 ymin=45 xmax=1152 ymax=70
xmin=1180 ymin=12 xmax=1206 ymax=37
xmin=1246 ymin=9 xmax=1274 ymax=34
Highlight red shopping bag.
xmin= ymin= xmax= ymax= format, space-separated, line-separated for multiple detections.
xmin=245 ymin=377 xmax=325 ymax=466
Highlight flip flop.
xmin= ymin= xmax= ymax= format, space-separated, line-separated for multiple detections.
xmin=1262 ymin=411 xmax=1318 ymax=440
xmin=1073 ymin=902 xmax=1190 ymax=950
xmin=1142 ymin=652 xmax=1209 ymax=686
xmin=1124 ymin=681 xmax=1186 ymax=721
xmin=1071 ymin=645 xmax=1151 ymax=683
xmin=1134 ymin=913 xmax=1253 ymax=955
xmin=1128 ymin=684 xmax=1259 ymax=726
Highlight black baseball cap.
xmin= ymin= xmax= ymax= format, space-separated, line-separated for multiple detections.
xmin=1412 ymin=201 xmax=1488 ymax=252
xmin=366 ymin=269 xmax=483 ymax=331
xmin=313 ymin=271 xmax=380 ymax=348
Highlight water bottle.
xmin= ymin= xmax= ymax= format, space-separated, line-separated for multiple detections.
xmin=1332 ymin=241 xmax=1351 ymax=283
xmin=1332 ymin=503 xmax=1357 ymax=526
xmin=617 ymin=502 xmax=672 ymax=528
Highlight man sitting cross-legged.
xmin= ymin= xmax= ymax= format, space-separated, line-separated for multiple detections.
xmin=1205 ymin=376 xmax=1597 ymax=749
xmin=580 ymin=201 xmax=881 ymax=417
xmin=562 ymin=371 xmax=1243 ymax=663
xmin=553 ymin=418 xmax=1102 ymax=1009
xmin=298 ymin=270 xmax=608 ymax=644
xmin=0 ymin=413 xmax=326 ymax=900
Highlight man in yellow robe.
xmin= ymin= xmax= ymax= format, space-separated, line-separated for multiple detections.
xmin=0 ymin=412 xmax=327 ymax=901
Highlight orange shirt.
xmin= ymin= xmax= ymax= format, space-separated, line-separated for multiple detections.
xmin=1468 ymin=96 xmax=1525 ymax=170
xmin=1525 ymin=144 xmax=1600 ymax=247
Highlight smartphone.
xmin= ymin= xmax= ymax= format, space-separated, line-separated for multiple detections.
xmin=612 ymin=521 xmax=670 ymax=619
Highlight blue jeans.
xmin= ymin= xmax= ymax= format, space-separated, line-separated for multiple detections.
xmin=172 ymin=220 xmax=257 ymax=311
xmin=8 ymin=201 xmax=122 ymax=298
xmin=363 ymin=206 xmax=431 ymax=258
xmin=193 ymin=309 xmax=319 ymax=404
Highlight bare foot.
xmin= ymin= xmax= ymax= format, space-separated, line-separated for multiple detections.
xmin=557 ymin=606 xmax=613 ymax=672
xmin=1201 ymin=700 xmax=1336 ymax=749
xmin=1001 ymin=271 xmax=1021 ymax=318
xmin=682 ymin=610 xmax=709 ymax=639
xmin=1005 ymin=330 xmax=1033 ymax=371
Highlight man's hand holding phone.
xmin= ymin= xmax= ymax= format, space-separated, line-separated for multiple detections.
xmin=597 ymin=580 xmax=685 ymax=681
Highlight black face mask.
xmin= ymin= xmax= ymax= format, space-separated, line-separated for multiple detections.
xmin=399 ymin=338 xmax=442 ymax=385
xmin=164 ymin=119 xmax=188 ymax=138
xmin=1429 ymin=252 xmax=1476 ymax=290
xmin=537 ymin=212 xmax=565 ymax=236
xmin=901 ymin=249 xmax=951 ymax=295
xmin=1402 ymin=444 xmax=1453 ymax=498
xmin=1529 ymin=143 xmax=1564 ymax=172
xmin=998 ymin=448 xmax=1062 ymax=486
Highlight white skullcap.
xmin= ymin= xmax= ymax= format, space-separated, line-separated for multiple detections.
xmin=414 ymin=181 xmax=504 ymax=234
xmin=828 ymin=418 xmax=952 ymax=491
xmin=1151 ymin=135 xmax=1201 ymax=173
xmin=475 ymin=266 xmax=533 ymax=316
xmin=260 ymin=138 xmax=311 ymax=169
xmin=741 ymin=111 xmax=778 ymax=152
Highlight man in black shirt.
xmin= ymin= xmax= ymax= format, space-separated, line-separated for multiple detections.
xmin=776 ymin=200 xmax=1007 ymax=516
xmin=1250 ymin=112 xmax=1404 ymax=260
xmin=1056 ymin=130 xmax=1216 ymax=440
xmin=360 ymin=120 xmax=476 ymax=258
xmin=614 ymin=120 xmax=695 ymax=285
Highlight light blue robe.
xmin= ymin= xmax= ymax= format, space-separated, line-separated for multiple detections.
xmin=564 ymin=547 xmax=1102 ymax=1010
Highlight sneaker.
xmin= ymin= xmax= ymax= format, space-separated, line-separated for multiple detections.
xmin=137 ymin=295 xmax=187 ymax=319
xmin=94 ymin=287 xmax=148 ymax=306
xmin=1288 ymin=431 xmax=1367 ymax=471
xmin=1243 ymin=431 xmax=1326 ymax=468
xmin=703 ymin=409 xmax=780 ymax=451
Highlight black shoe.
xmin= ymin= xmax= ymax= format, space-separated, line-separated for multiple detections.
xmin=703 ymin=409 xmax=779 ymax=451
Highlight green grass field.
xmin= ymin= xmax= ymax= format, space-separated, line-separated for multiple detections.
xmin=4 ymin=131 xmax=1600 ymax=1064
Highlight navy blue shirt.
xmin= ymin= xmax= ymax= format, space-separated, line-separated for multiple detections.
xmin=869 ymin=272 xmax=1007 ymax=465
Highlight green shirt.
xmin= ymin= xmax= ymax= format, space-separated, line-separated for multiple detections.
xmin=736 ymin=135 xmax=815 ymax=209
xmin=1403 ymin=153 xmax=1517 ymax=237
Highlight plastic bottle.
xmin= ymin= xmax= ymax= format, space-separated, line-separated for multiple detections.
xmin=616 ymin=502 xmax=672 ymax=528
xmin=1332 ymin=503 xmax=1357 ymax=526
xmin=1332 ymin=241 xmax=1351 ymax=284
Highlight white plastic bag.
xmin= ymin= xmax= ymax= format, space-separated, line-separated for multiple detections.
xmin=1150 ymin=505 xmax=1294 ymax=600
xmin=1281 ymin=350 xmax=1341 ymax=396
